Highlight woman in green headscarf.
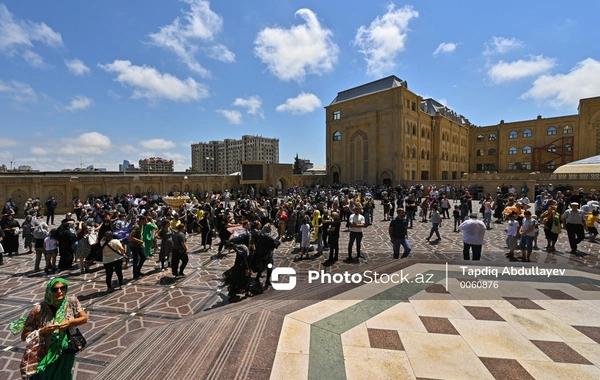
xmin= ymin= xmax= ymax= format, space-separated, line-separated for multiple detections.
xmin=10 ymin=278 xmax=88 ymax=379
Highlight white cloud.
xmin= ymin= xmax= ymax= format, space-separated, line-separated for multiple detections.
xmin=354 ymin=4 xmax=418 ymax=77
xmin=30 ymin=146 xmax=50 ymax=155
xmin=60 ymin=132 xmax=111 ymax=155
xmin=254 ymin=8 xmax=338 ymax=82
xmin=140 ymin=139 xmax=177 ymax=150
xmin=233 ymin=95 xmax=263 ymax=117
xmin=65 ymin=58 xmax=90 ymax=75
xmin=0 ymin=4 xmax=63 ymax=67
xmin=148 ymin=0 xmax=234 ymax=76
xmin=99 ymin=60 xmax=208 ymax=102
xmin=65 ymin=95 xmax=93 ymax=111
xmin=217 ymin=109 xmax=242 ymax=124
xmin=484 ymin=36 xmax=524 ymax=55
xmin=433 ymin=42 xmax=457 ymax=57
xmin=276 ymin=92 xmax=322 ymax=114
xmin=488 ymin=55 xmax=556 ymax=83
xmin=206 ymin=44 xmax=235 ymax=63
xmin=0 ymin=138 xmax=18 ymax=147
xmin=0 ymin=80 xmax=37 ymax=102
xmin=522 ymin=58 xmax=600 ymax=108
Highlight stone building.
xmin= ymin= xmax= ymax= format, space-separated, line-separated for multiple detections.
xmin=471 ymin=96 xmax=600 ymax=174
xmin=191 ymin=135 xmax=279 ymax=175
xmin=326 ymin=75 xmax=600 ymax=185
xmin=325 ymin=76 xmax=470 ymax=185
xmin=139 ymin=157 xmax=174 ymax=172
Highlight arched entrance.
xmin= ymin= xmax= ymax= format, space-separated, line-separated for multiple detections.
xmin=378 ymin=170 xmax=392 ymax=187
xmin=333 ymin=172 xmax=340 ymax=184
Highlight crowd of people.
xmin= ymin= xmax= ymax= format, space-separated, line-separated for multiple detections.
xmin=1 ymin=182 xmax=599 ymax=291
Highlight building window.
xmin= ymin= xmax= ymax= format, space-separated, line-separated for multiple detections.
xmin=565 ymin=143 xmax=572 ymax=152
xmin=333 ymin=131 xmax=341 ymax=141
xmin=508 ymin=146 xmax=517 ymax=155
xmin=547 ymin=144 xmax=557 ymax=153
xmin=412 ymin=125 xmax=417 ymax=135
xmin=476 ymin=149 xmax=484 ymax=156
xmin=442 ymin=171 xmax=448 ymax=180
xmin=476 ymin=134 xmax=484 ymax=142
xmin=509 ymin=131 xmax=518 ymax=139
xmin=421 ymin=170 xmax=429 ymax=180
xmin=488 ymin=133 xmax=497 ymax=141
xmin=488 ymin=148 xmax=497 ymax=156
xmin=563 ymin=125 xmax=573 ymax=134
xmin=421 ymin=128 xmax=426 ymax=138
xmin=333 ymin=111 xmax=341 ymax=120
xmin=547 ymin=126 xmax=557 ymax=135
xmin=476 ymin=163 xmax=497 ymax=171
xmin=412 ymin=147 xmax=416 ymax=158
xmin=546 ymin=161 xmax=556 ymax=170
xmin=523 ymin=129 xmax=532 ymax=137
xmin=421 ymin=149 xmax=425 ymax=159
xmin=411 ymin=102 xmax=416 ymax=111
xmin=523 ymin=145 xmax=532 ymax=154
xmin=508 ymin=162 xmax=531 ymax=171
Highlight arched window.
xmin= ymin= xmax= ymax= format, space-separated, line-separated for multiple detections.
xmin=476 ymin=134 xmax=484 ymax=142
xmin=412 ymin=147 xmax=416 ymax=158
xmin=421 ymin=149 xmax=425 ymax=159
xmin=509 ymin=131 xmax=518 ymax=139
xmin=476 ymin=149 xmax=484 ymax=156
xmin=333 ymin=131 xmax=341 ymax=141
xmin=508 ymin=146 xmax=517 ymax=155
xmin=523 ymin=129 xmax=532 ymax=137
xmin=488 ymin=148 xmax=497 ymax=156
xmin=547 ymin=127 xmax=557 ymax=135
xmin=547 ymin=144 xmax=557 ymax=153
xmin=563 ymin=125 xmax=573 ymax=134
xmin=546 ymin=161 xmax=556 ymax=170
xmin=427 ymin=131 xmax=431 ymax=139
xmin=523 ymin=145 xmax=532 ymax=154
xmin=426 ymin=150 xmax=430 ymax=160
xmin=421 ymin=128 xmax=426 ymax=138
xmin=412 ymin=125 xmax=417 ymax=135
xmin=565 ymin=143 xmax=572 ymax=152
xmin=488 ymin=133 xmax=497 ymax=141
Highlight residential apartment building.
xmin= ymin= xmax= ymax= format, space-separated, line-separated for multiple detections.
xmin=326 ymin=75 xmax=600 ymax=184
xmin=191 ymin=135 xmax=279 ymax=175
xmin=139 ymin=157 xmax=174 ymax=172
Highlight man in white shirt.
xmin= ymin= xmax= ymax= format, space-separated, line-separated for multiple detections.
xmin=458 ymin=213 xmax=487 ymax=260
xmin=345 ymin=206 xmax=365 ymax=263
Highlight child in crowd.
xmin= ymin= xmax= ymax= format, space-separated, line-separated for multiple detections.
xmin=453 ymin=205 xmax=461 ymax=232
xmin=505 ymin=212 xmax=519 ymax=262
xmin=587 ymin=210 xmax=599 ymax=242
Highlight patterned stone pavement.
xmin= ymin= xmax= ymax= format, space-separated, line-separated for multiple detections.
xmin=0 ymin=202 xmax=599 ymax=379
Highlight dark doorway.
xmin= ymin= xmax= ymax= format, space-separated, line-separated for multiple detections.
xmin=333 ymin=172 xmax=340 ymax=184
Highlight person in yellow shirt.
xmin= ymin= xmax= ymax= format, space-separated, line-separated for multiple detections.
xmin=170 ymin=214 xmax=182 ymax=231
xmin=587 ymin=210 xmax=599 ymax=242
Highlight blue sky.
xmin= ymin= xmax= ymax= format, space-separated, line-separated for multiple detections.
xmin=1 ymin=1 xmax=599 ymax=171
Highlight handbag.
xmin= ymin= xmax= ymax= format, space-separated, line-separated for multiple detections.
xmin=65 ymin=328 xmax=87 ymax=354
xmin=551 ymin=216 xmax=562 ymax=234
xmin=20 ymin=330 xmax=42 ymax=378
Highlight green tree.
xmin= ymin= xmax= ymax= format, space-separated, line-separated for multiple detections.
xmin=293 ymin=153 xmax=303 ymax=174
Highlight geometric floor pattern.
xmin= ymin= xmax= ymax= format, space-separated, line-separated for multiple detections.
xmin=1 ymin=202 xmax=600 ymax=379
xmin=273 ymin=263 xmax=600 ymax=380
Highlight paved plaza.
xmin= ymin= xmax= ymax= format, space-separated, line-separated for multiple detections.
xmin=2 ymin=204 xmax=600 ymax=379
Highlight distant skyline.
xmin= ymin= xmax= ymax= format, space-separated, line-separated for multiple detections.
xmin=1 ymin=1 xmax=600 ymax=171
